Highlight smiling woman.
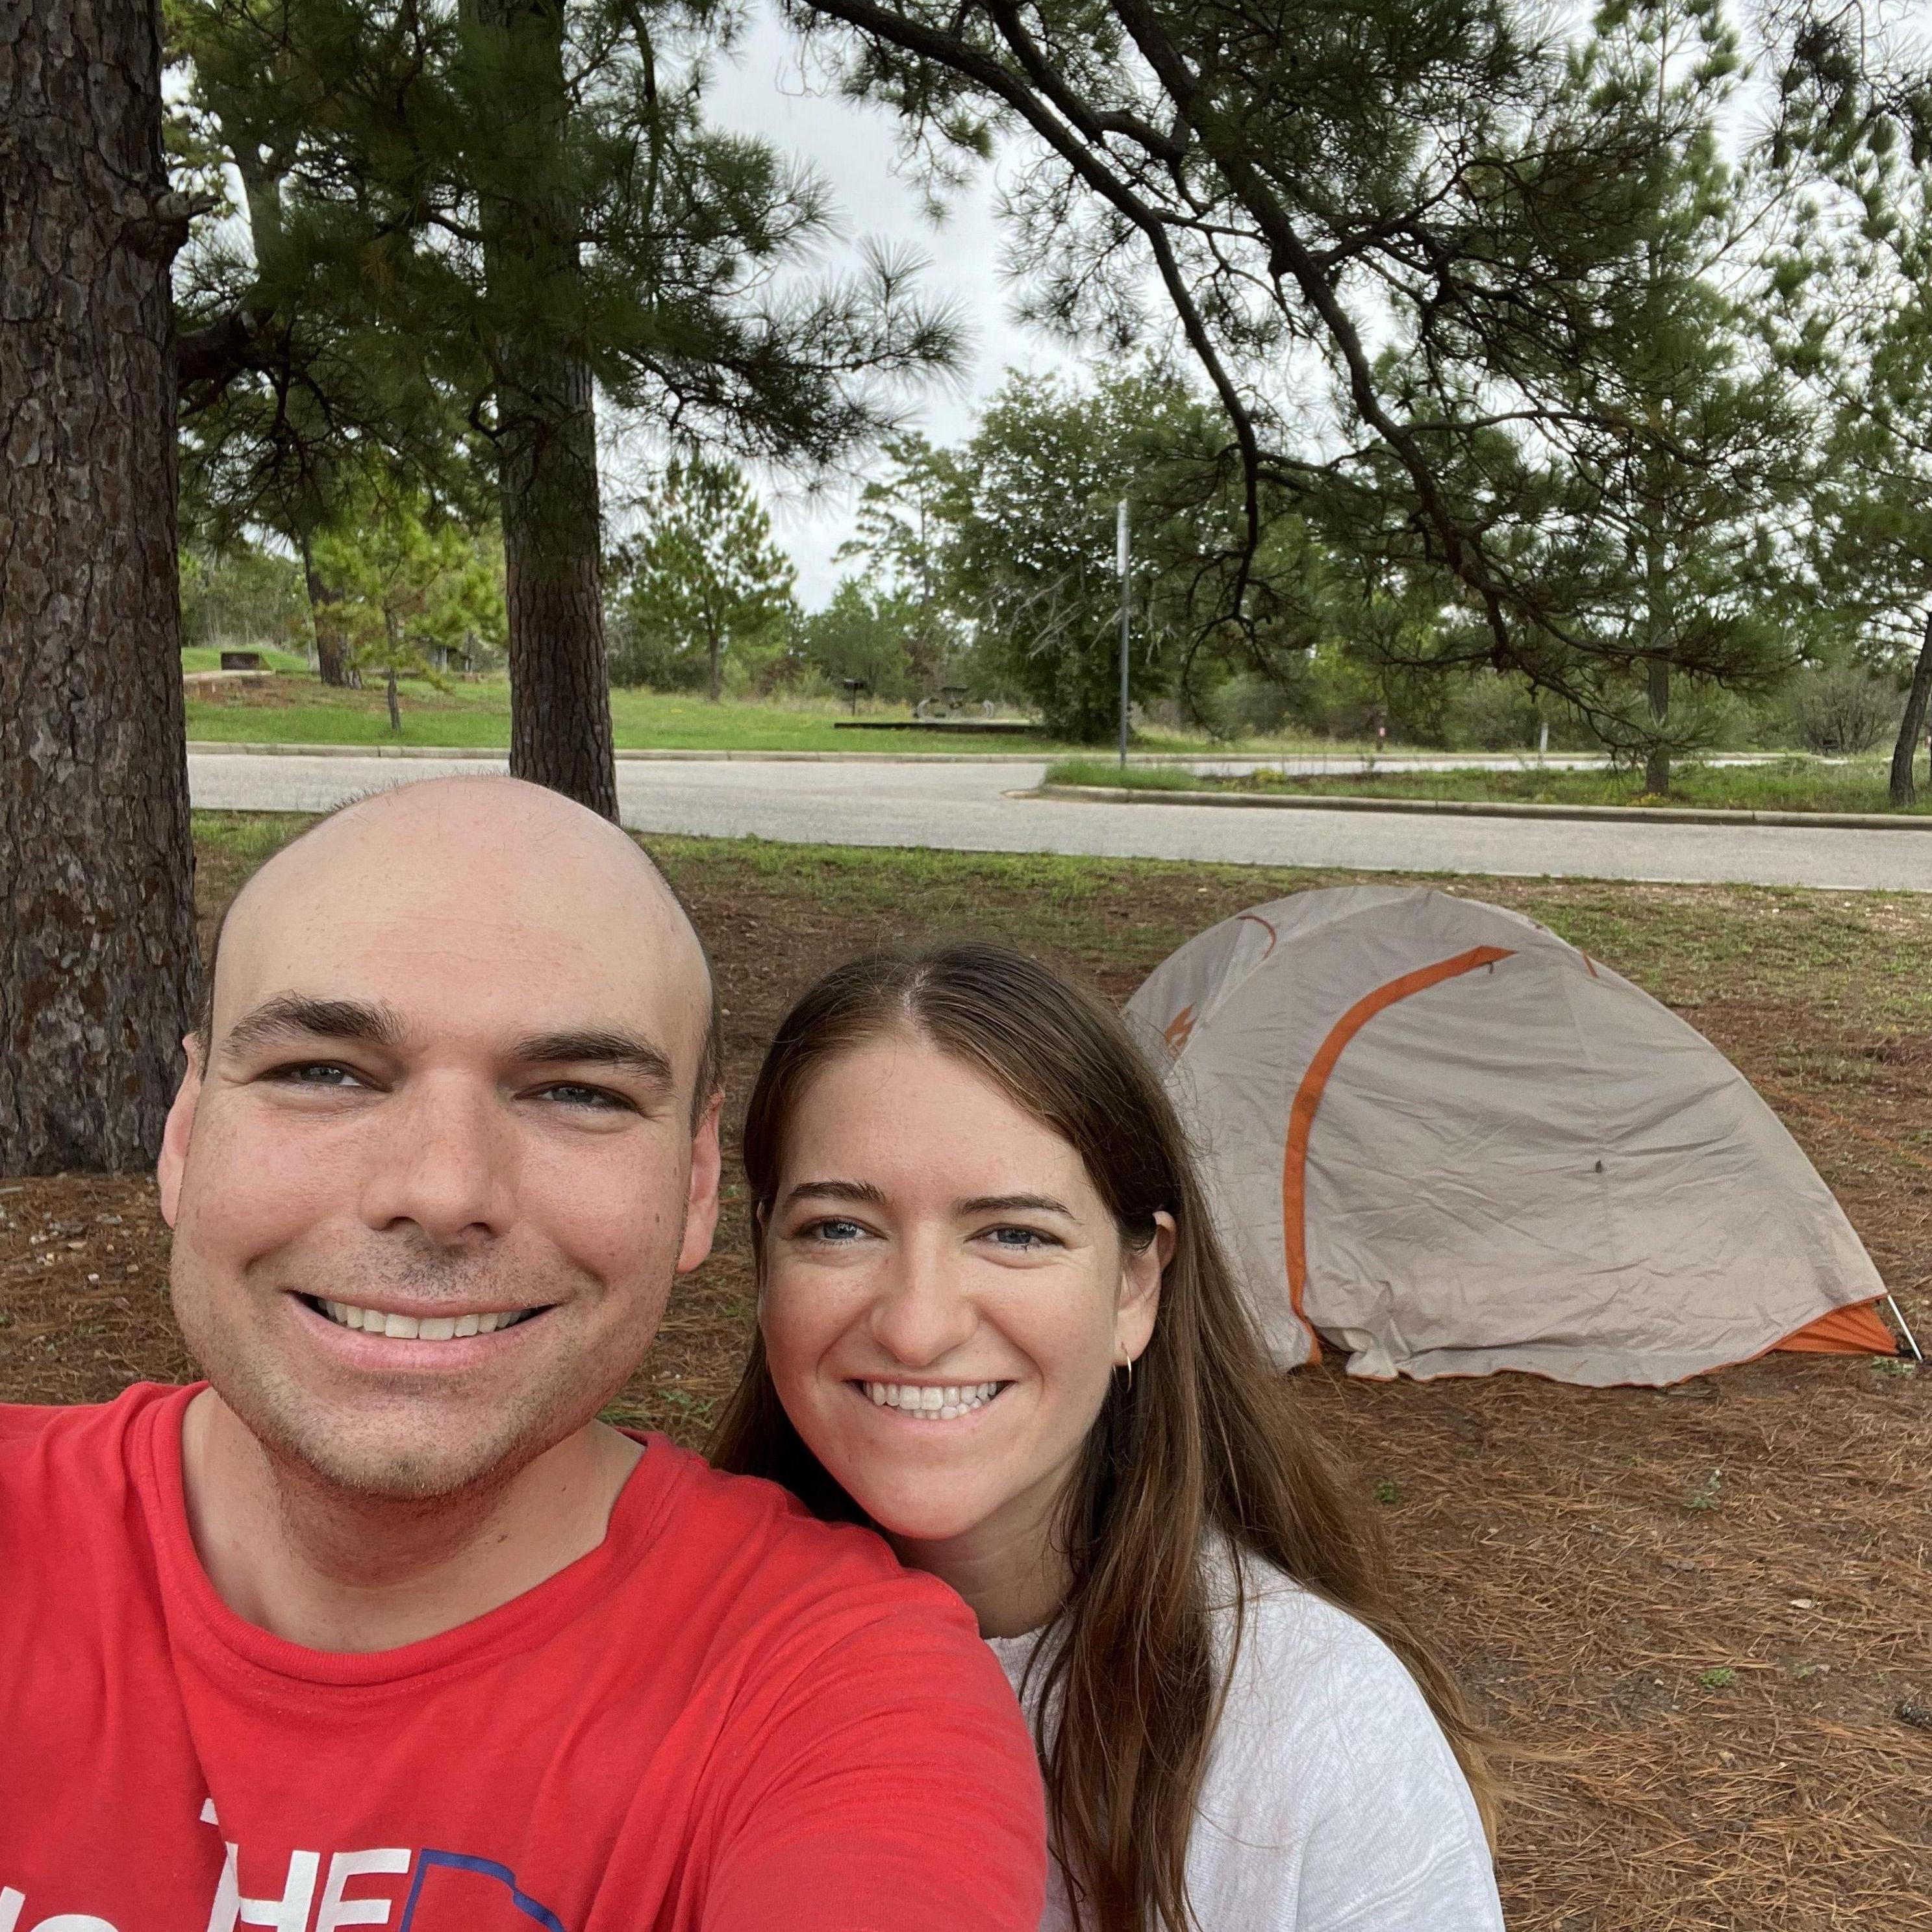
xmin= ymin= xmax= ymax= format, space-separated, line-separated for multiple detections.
xmin=712 ymin=944 xmax=1505 ymax=1932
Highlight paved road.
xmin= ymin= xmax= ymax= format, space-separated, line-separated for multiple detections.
xmin=187 ymin=751 xmax=1932 ymax=892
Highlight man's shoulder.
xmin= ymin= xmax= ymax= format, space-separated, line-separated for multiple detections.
xmin=0 ymin=1380 xmax=186 ymax=1472
xmin=623 ymin=1442 xmax=993 ymax=1674
xmin=636 ymin=1439 xmax=936 ymax=1599
xmin=0 ymin=1385 xmax=188 ymax=1577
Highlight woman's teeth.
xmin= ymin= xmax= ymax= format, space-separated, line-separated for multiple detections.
xmin=862 ymin=1381 xmax=1003 ymax=1421
xmin=318 ymin=1299 xmax=532 ymax=1340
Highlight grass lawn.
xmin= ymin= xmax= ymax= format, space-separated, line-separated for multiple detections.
xmin=181 ymin=644 xmax=313 ymax=675
xmin=6 ymin=817 xmax=1929 ymax=1929
xmin=182 ymin=670 xmax=1191 ymax=755
xmin=1046 ymin=753 xmax=1926 ymax=815
xmin=180 ymin=662 xmax=1468 ymax=757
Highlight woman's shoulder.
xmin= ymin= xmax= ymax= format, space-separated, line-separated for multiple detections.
xmin=1207 ymin=1547 xmax=1446 ymax=1755
xmin=994 ymin=1542 xmax=1503 ymax=1929
xmin=1193 ymin=1545 xmax=1504 ymax=1929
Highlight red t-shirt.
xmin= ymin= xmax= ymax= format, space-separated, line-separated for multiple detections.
xmin=0 ymin=1384 xmax=1044 ymax=1932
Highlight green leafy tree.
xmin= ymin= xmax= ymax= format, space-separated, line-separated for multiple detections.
xmin=313 ymin=480 xmax=509 ymax=731
xmin=798 ymin=579 xmax=923 ymax=701
xmin=312 ymin=479 xmax=506 ymax=726
xmin=1765 ymin=9 xmax=1932 ymax=802
xmin=786 ymin=0 xmax=1686 ymax=729
xmin=169 ymin=0 xmax=961 ymax=810
xmin=608 ymin=456 xmax=798 ymax=699
xmin=1807 ymin=284 xmax=1932 ymax=803
xmin=179 ymin=539 xmax=308 ymax=653
xmin=1502 ymin=0 xmax=1809 ymax=788
xmin=836 ymin=433 xmax=967 ymax=689
xmin=167 ymin=0 xmax=482 ymax=689
xmin=924 ymin=366 xmax=1335 ymax=741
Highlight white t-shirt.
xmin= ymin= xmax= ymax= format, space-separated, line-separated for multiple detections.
xmin=987 ymin=1552 xmax=1505 ymax=1931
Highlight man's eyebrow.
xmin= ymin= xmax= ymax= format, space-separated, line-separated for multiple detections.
xmin=782 ymin=1178 xmax=888 ymax=1210
xmin=511 ymin=1029 xmax=675 ymax=1088
xmin=958 ymin=1193 xmax=1076 ymax=1218
xmin=221 ymin=996 xmax=407 ymax=1060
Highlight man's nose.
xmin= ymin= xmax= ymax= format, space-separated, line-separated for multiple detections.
xmin=360 ymin=1073 xmax=514 ymax=1244
xmin=866 ymin=1233 xmax=978 ymax=1368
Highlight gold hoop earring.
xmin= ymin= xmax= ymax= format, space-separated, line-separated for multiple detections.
xmin=1120 ymin=1356 xmax=1133 ymax=1392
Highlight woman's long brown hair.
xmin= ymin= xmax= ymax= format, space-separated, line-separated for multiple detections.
xmin=710 ymin=943 xmax=1494 ymax=1931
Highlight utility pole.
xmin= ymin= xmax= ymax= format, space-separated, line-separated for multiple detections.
xmin=1116 ymin=499 xmax=1131 ymax=768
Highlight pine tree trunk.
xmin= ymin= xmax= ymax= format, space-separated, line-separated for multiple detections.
xmin=0 ymin=0 xmax=200 ymax=1172
xmin=497 ymin=352 xmax=614 ymax=814
xmin=298 ymin=533 xmax=355 ymax=688
xmin=465 ymin=0 xmax=617 ymax=820
xmin=382 ymin=610 xmax=403 ymax=733
xmin=1889 ymin=606 xmax=1932 ymax=810
xmin=1643 ymin=512 xmax=1672 ymax=795
xmin=1644 ymin=658 xmax=1670 ymax=795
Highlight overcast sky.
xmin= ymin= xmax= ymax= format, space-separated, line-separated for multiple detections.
xmin=692 ymin=6 xmax=1083 ymax=607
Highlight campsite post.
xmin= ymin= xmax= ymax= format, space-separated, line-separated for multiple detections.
xmin=1117 ymin=498 xmax=1131 ymax=768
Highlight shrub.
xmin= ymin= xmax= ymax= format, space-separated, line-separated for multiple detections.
xmin=1786 ymin=667 xmax=1901 ymax=755
xmin=606 ymin=618 xmax=707 ymax=692
xmin=1444 ymin=673 xmax=1542 ymax=750
xmin=1202 ymin=673 xmax=1292 ymax=741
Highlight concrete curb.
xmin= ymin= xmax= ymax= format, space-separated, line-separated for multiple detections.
xmin=1029 ymin=783 xmax=1932 ymax=833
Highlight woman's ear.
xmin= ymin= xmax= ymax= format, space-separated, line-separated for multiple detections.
xmin=1115 ymin=1209 xmax=1175 ymax=1367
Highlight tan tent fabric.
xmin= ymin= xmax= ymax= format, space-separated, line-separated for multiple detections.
xmin=1126 ymin=886 xmax=1892 ymax=1386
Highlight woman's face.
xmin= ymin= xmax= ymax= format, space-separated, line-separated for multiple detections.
xmin=759 ymin=1035 xmax=1167 ymax=1557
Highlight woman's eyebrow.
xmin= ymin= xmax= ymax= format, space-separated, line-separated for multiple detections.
xmin=783 ymin=1178 xmax=888 ymax=1209
xmin=957 ymin=1193 xmax=1075 ymax=1218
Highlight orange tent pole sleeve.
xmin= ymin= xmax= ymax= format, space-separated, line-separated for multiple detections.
xmin=1281 ymin=946 xmax=1516 ymax=1362
xmin=1235 ymin=912 xmax=1280 ymax=958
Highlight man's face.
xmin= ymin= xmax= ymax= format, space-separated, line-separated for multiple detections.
xmin=158 ymin=785 xmax=720 ymax=1501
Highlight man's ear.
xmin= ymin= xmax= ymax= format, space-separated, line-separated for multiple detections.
xmin=157 ymin=1035 xmax=205 ymax=1230
xmin=676 ymin=1089 xmax=725 ymax=1275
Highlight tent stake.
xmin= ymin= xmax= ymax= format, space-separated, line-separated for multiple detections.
xmin=1884 ymin=1293 xmax=1924 ymax=1363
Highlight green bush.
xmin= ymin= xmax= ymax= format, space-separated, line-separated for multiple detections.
xmin=1202 ymin=673 xmax=1292 ymax=741
xmin=1442 ymin=673 xmax=1542 ymax=751
xmin=1785 ymin=666 xmax=1902 ymax=755
xmin=606 ymin=618 xmax=708 ymax=692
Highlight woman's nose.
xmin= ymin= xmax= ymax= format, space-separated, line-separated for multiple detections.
xmin=866 ymin=1237 xmax=977 ymax=1368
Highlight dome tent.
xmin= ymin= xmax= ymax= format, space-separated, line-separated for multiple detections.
xmin=1125 ymin=885 xmax=1898 ymax=1386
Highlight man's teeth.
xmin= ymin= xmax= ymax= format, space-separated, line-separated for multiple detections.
xmin=862 ymin=1381 xmax=1003 ymax=1421
xmin=318 ymin=1300 xmax=532 ymax=1339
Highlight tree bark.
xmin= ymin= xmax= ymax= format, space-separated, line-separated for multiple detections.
xmin=1642 ymin=501 xmax=1672 ymax=794
xmin=466 ymin=0 xmax=618 ymax=820
xmin=1644 ymin=657 xmax=1671 ymax=796
xmin=497 ymin=351 xmax=615 ymax=813
xmin=1889 ymin=606 xmax=1932 ymax=809
xmin=297 ymin=532 xmax=355 ymax=687
xmin=1 ymin=0 xmax=201 ymax=1172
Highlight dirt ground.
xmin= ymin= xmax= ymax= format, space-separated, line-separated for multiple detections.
xmin=2 ymin=820 xmax=1927 ymax=1930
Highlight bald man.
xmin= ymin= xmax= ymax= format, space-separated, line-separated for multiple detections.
xmin=0 ymin=779 xmax=1044 ymax=1931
